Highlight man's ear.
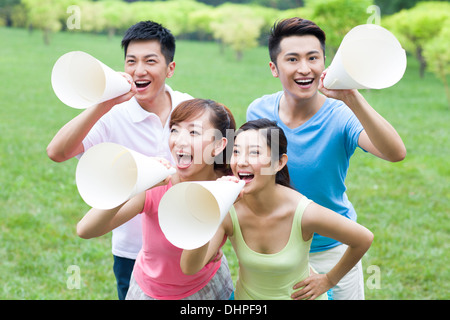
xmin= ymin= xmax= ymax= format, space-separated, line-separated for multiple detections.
xmin=166 ymin=61 xmax=175 ymax=78
xmin=269 ymin=61 xmax=279 ymax=78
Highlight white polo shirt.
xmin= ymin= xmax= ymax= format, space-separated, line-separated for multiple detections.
xmin=81 ymin=84 xmax=193 ymax=259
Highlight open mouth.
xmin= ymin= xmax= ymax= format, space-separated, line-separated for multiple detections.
xmin=176 ymin=152 xmax=193 ymax=169
xmin=238 ymin=172 xmax=254 ymax=183
xmin=135 ymin=80 xmax=151 ymax=90
xmin=294 ymin=78 xmax=314 ymax=87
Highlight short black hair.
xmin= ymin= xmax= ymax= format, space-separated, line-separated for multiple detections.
xmin=269 ymin=17 xmax=326 ymax=66
xmin=121 ymin=20 xmax=176 ymax=64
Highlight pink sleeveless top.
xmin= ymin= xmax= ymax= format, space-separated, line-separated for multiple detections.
xmin=133 ymin=182 xmax=223 ymax=299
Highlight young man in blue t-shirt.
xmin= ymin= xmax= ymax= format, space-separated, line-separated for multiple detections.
xmin=246 ymin=17 xmax=406 ymax=299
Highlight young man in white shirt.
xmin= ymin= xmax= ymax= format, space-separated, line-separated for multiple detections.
xmin=47 ymin=21 xmax=193 ymax=299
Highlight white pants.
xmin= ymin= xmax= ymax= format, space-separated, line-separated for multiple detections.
xmin=309 ymin=244 xmax=365 ymax=300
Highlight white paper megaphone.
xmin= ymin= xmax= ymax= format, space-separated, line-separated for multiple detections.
xmin=159 ymin=180 xmax=245 ymax=250
xmin=323 ymin=24 xmax=407 ymax=90
xmin=51 ymin=51 xmax=131 ymax=109
xmin=76 ymin=142 xmax=176 ymax=209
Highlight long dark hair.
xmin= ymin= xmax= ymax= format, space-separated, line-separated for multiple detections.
xmin=236 ymin=119 xmax=293 ymax=189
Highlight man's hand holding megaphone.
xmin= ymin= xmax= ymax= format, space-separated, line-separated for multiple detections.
xmin=319 ymin=68 xmax=359 ymax=105
xmin=97 ymin=72 xmax=137 ymax=113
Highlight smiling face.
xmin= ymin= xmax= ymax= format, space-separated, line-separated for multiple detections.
xmin=231 ymin=129 xmax=278 ymax=193
xmin=124 ymin=40 xmax=175 ymax=105
xmin=169 ymin=110 xmax=226 ymax=181
xmin=270 ymin=35 xmax=325 ymax=101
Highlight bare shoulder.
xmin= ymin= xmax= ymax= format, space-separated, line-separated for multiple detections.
xmin=302 ymin=200 xmax=332 ymax=225
xmin=279 ymin=185 xmax=304 ymax=202
xmin=300 ymin=200 xmax=333 ymax=241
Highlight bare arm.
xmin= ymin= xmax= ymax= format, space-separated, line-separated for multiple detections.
xmin=319 ymin=71 xmax=406 ymax=162
xmin=77 ymin=191 xmax=145 ymax=239
xmin=180 ymin=217 xmax=230 ymax=275
xmin=292 ymin=202 xmax=374 ymax=300
xmin=344 ymin=91 xmax=406 ymax=162
xmin=47 ymin=74 xmax=136 ymax=162
xmin=47 ymin=103 xmax=112 ymax=162
xmin=77 ymin=158 xmax=173 ymax=239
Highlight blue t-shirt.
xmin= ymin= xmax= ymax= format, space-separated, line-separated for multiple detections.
xmin=247 ymin=92 xmax=364 ymax=252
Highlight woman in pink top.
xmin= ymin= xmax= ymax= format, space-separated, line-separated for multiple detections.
xmin=77 ymin=98 xmax=236 ymax=299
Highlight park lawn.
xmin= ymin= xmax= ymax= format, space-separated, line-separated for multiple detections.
xmin=0 ymin=27 xmax=448 ymax=299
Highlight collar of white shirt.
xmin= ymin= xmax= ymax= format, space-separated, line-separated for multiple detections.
xmin=126 ymin=84 xmax=175 ymax=124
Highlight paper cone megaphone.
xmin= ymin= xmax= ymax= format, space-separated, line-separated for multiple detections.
xmin=323 ymin=24 xmax=407 ymax=90
xmin=76 ymin=142 xmax=176 ymax=209
xmin=51 ymin=51 xmax=131 ymax=109
xmin=159 ymin=180 xmax=245 ymax=250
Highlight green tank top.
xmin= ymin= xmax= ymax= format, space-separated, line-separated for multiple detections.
xmin=229 ymin=196 xmax=327 ymax=300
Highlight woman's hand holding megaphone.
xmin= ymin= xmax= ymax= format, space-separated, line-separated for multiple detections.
xmin=217 ymin=175 xmax=244 ymax=204
xmin=150 ymin=157 xmax=176 ymax=188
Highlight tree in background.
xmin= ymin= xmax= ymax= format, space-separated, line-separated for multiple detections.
xmin=209 ymin=3 xmax=266 ymax=60
xmin=374 ymin=0 xmax=447 ymax=15
xmin=306 ymin=0 xmax=374 ymax=54
xmin=128 ymin=0 xmax=211 ymax=38
xmin=75 ymin=1 xmax=107 ymax=34
xmin=182 ymin=0 xmax=304 ymax=10
xmin=0 ymin=0 xmax=21 ymax=26
xmin=188 ymin=5 xmax=216 ymax=40
xmin=21 ymin=0 xmax=73 ymax=44
xmin=423 ymin=19 xmax=450 ymax=107
xmin=101 ymin=0 xmax=133 ymax=38
xmin=384 ymin=1 xmax=450 ymax=78
xmin=6 ymin=0 xmax=449 ymax=75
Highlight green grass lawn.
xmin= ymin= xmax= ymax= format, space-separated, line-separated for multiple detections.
xmin=0 ymin=27 xmax=448 ymax=299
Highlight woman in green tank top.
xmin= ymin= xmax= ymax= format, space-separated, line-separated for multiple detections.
xmin=180 ymin=119 xmax=373 ymax=300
